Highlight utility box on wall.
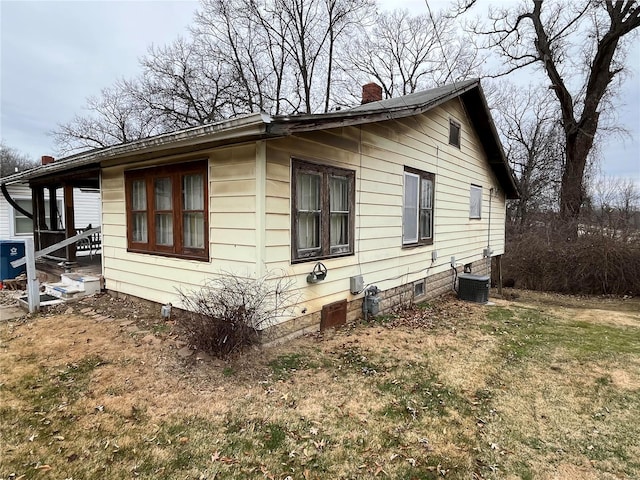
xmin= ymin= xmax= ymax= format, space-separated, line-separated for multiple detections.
xmin=458 ymin=274 xmax=490 ymax=303
xmin=0 ymin=240 xmax=26 ymax=282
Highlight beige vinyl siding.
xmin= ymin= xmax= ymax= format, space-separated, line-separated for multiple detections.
xmin=96 ymin=97 xmax=507 ymax=320
xmin=263 ymin=98 xmax=506 ymax=318
xmin=100 ymin=145 xmax=259 ymax=305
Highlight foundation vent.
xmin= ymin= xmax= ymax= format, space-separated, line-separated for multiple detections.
xmin=320 ymin=299 xmax=347 ymax=331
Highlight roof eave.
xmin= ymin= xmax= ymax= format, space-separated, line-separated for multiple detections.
xmin=459 ymin=87 xmax=520 ymax=199
xmin=0 ymin=112 xmax=272 ymax=185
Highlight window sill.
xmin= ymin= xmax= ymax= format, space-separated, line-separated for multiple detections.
xmin=291 ymin=251 xmax=354 ymax=264
xmin=402 ymin=240 xmax=434 ymax=249
xmin=127 ymin=248 xmax=210 ymax=262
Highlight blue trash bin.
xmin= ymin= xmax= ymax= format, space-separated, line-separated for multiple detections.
xmin=0 ymin=240 xmax=26 ymax=281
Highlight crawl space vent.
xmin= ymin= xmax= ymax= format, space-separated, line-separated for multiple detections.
xmin=457 ymin=274 xmax=490 ymax=303
xmin=320 ymin=299 xmax=347 ymax=331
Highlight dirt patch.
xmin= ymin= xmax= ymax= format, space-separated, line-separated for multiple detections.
xmin=608 ymin=367 xmax=640 ymax=390
xmin=553 ymin=463 xmax=604 ymax=480
xmin=550 ymin=307 xmax=640 ymax=328
xmin=505 ymin=288 xmax=640 ymax=314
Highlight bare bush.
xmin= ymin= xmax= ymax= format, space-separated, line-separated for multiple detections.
xmin=503 ymin=218 xmax=640 ymax=296
xmin=176 ymin=272 xmax=299 ymax=358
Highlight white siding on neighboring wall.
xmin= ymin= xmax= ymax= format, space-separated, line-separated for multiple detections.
xmin=0 ymin=185 xmax=32 ymax=239
xmin=0 ymin=185 xmax=101 ymax=240
xmin=264 ymin=98 xmax=506 ymax=316
xmin=73 ymin=189 xmax=101 ymax=229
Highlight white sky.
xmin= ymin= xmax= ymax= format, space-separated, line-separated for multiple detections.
xmin=1 ymin=0 xmax=639 ymax=186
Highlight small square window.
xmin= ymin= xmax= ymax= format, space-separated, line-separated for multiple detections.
xmin=414 ymin=280 xmax=425 ymax=297
xmin=470 ymin=185 xmax=482 ymax=219
xmin=449 ymin=120 xmax=461 ymax=148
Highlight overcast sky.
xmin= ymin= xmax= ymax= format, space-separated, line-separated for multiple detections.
xmin=1 ymin=0 xmax=639 ymax=187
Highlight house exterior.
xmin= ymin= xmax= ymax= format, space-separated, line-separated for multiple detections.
xmin=0 ymin=182 xmax=101 ymax=242
xmin=0 ymin=79 xmax=518 ymax=338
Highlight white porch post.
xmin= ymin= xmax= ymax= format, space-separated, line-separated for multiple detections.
xmin=24 ymin=237 xmax=40 ymax=313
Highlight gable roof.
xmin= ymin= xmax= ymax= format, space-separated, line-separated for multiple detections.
xmin=1 ymin=79 xmax=518 ymax=198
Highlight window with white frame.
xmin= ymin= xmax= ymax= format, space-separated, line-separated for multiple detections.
xmin=403 ymin=167 xmax=434 ymax=246
xmin=13 ymin=198 xmax=62 ymax=235
xmin=470 ymin=184 xmax=482 ymax=219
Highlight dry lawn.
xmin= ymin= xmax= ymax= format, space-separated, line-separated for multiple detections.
xmin=1 ymin=290 xmax=639 ymax=479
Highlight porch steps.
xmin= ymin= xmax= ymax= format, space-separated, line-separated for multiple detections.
xmin=44 ymin=273 xmax=102 ymax=301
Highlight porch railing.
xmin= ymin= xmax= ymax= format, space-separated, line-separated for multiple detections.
xmin=11 ymin=226 xmax=102 ymax=268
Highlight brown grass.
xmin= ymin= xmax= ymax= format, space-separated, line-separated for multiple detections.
xmin=1 ymin=291 xmax=639 ymax=479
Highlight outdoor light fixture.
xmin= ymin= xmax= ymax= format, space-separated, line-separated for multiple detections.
xmin=306 ymin=262 xmax=327 ymax=283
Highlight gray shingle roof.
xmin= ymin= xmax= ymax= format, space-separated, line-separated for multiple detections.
xmin=348 ymin=79 xmax=479 ymax=113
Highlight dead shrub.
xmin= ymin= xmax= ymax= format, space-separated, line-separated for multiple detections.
xmin=176 ymin=272 xmax=298 ymax=358
xmin=503 ymin=225 xmax=640 ymax=295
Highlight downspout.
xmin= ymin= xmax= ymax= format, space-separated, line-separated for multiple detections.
xmin=486 ymin=187 xmax=493 ymax=275
xmin=488 ymin=188 xmax=493 ymax=251
xmin=1 ymin=182 xmax=33 ymax=218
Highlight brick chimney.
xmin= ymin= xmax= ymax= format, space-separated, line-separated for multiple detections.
xmin=361 ymin=83 xmax=383 ymax=104
xmin=41 ymin=155 xmax=55 ymax=165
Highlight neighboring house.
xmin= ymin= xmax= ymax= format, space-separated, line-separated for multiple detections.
xmin=0 ymin=182 xmax=101 ymax=243
xmin=0 ymin=79 xmax=518 ymax=337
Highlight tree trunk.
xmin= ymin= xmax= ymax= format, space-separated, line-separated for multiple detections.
xmin=559 ymin=110 xmax=599 ymax=237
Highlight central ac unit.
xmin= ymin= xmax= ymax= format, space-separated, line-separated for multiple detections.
xmin=458 ymin=274 xmax=490 ymax=303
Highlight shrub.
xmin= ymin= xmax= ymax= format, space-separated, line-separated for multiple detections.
xmin=176 ymin=272 xmax=298 ymax=358
xmin=502 ymin=223 xmax=640 ymax=295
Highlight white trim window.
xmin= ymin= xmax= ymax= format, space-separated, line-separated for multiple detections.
xmin=470 ymin=184 xmax=482 ymax=219
xmin=403 ymin=167 xmax=434 ymax=246
xmin=12 ymin=198 xmax=62 ymax=235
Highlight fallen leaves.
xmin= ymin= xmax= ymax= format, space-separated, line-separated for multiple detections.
xmin=210 ymin=451 xmax=237 ymax=464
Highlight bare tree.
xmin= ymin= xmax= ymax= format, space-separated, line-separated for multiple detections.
xmin=136 ymin=37 xmax=235 ymax=129
xmin=53 ymin=36 xmax=236 ymax=154
xmin=470 ymin=0 xmax=640 ymax=232
xmin=53 ymin=0 xmax=477 ymax=153
xmin=0 ymin=142 xmax=38 ymax=178
xmin=588 ymin=174 xmax=640 ymax=240
xmin=53 ymin=80 xmax=163 ymax=154
xmin=492 ymin=82 xmax=564 ymax=228
xmin=343 ymin=8 xmax=481 ymax=100
xmin=193 ymin=0 xmax=289 ymax=115
xmin=195 ymin=0 xmax=374 ymax=115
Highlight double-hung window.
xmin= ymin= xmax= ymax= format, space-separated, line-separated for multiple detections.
xmin=470 ymin=184 xmax=482 ymax=219
xmin=125 ymin=160 xmax=208 ymax=260
xmin=403 ymin=167 xmax=434 ymax=246
xmin=292 ymin=159 xmax=355 ymax=262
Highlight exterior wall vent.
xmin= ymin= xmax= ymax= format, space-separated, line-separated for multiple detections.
xmin=457 ymin=274 xmax=490 ymax=303
xmin=320 ymin=299 xmax=347 ymax=331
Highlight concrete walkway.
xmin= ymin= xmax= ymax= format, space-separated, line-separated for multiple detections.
xmin=0 ymin=304 xmax=25 ymax=322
